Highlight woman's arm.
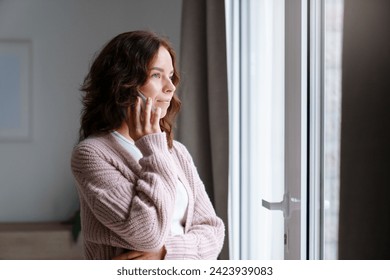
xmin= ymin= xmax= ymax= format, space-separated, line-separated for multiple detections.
xmin=163 ymin=143 xmax=225 ymax=259
xmin=71 ymin=133 xmax=177 ymax=251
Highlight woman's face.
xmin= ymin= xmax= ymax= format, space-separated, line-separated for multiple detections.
xmin=138 ymin=46 xmax=176 ymax=118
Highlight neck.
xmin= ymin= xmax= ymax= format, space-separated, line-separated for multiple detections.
xmin=115 ymin=122 xmax=134 ymax=143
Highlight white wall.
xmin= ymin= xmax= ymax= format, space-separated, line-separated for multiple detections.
xmin=0 ymin=0 xmax=182 ymax=222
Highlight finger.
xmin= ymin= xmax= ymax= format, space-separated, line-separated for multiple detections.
xmin=126 ymin=250 xmax=145 ymax=260
xmin=131 ymin=252 xmax=158 ymax=260
xmin=112 ymin=253 xmax=130 ymax=260
xmin=112 ymin=250 xmax=143 ymax=260
xmin=131 ymin=256 xmax=149 ymax=260
xmin=144 ymin=97 xmax=153 ymax=127
xmin=133 ymin=97 xmax=142 ymax=130
xmin=151 ymin=107 xmax=162 ymax=131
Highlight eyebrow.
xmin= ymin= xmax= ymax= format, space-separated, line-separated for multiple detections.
xmin=150 ymin=67 xmax=174 ymax=75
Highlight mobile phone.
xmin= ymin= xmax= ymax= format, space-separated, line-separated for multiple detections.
xmin=137 ymin=91 xmax=155 ymax=111
xmin=137 ymin=91 xmax=147 ymax=109
xmin=122 ymin=92 xmax=154 ymax=119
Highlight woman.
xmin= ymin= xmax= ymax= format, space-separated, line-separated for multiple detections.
xmin=71 ymin=31 xmax=225 ymax=260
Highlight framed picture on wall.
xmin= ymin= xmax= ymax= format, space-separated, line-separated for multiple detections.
xmin=0 ymin=40 xmax=31 ymax=141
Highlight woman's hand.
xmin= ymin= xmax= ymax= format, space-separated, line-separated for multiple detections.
xmin=112 ymin=246 xmax=166 ymax=260
xmin=127 ymin=96 xmax=162 ymax=142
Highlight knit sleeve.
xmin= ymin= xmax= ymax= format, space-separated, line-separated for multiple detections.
xmin=71 ymin=133 xmax=177 ymax=251
xmin=163 ymin=143 xmax=225 ymax=259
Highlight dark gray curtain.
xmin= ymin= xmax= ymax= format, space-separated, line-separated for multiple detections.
xmin=177 ymin=0 xmax=229 ymax=259
xmin=338 ymin=0 xmax=390 ymax=259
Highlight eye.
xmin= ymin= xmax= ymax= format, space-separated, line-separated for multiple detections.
xmin=169 ymin=76 xmax=174 ymax=81
xmin=151 ymin=73 xmax=161 ymax=78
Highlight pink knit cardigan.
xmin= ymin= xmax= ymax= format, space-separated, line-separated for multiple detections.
xmin=71 ymin=132 xmax=225 ymax=259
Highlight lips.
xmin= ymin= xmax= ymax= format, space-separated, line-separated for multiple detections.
xmin=156 ymin=99 xmax=171 ymax=103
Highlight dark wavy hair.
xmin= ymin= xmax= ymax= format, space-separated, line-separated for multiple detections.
xmin=79 ymin=30 xmax=181 ymax=148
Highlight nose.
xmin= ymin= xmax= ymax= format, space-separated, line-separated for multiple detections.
xmin=163 ymin=76 xmax=176 ymax=94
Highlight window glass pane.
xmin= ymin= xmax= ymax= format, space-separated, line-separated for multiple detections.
xmin=323 ymin=0 xmax=344 ymax=260
xmin=226 ymin=0 xmax=285 ymax=259
xmin=243 ymin=0 xmax=285 ymax=259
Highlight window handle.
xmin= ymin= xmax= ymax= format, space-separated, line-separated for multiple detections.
xmin=262 ymin=193 xmax=300 ymax=218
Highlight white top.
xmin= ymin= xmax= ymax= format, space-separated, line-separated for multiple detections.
xmin=111 ymin=131 xmax=188 ymax=236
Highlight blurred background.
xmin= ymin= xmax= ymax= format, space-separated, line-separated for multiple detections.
xmin=0 ymin=0 xmax=182 ymax=259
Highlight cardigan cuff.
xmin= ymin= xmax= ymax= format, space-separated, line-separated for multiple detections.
xmin=164 ymin=236 xmax=192 ymax=260
xmin=135 ymin=132 xmax=169 ymax=156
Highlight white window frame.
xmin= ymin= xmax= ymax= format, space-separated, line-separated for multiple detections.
xmin=226 ymin=0 xmax=318 ymax=260
xmin=308 ymin=0 xmax=325 ymax=260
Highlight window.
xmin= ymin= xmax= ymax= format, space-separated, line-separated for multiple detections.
xmin=226 ymin=0 xmax=344 ymax=260
xmin=226 ymin=0 xmax=304 ymax=259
